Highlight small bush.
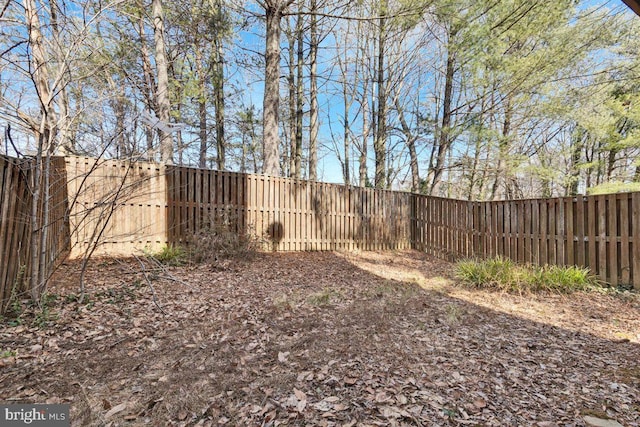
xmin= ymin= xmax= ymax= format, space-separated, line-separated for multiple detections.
xmin=187 ymin=208 xmax=260 ymax=264
xmin=527 ymin=265 xmax=597 ymax=293
xmin=456 ymin=257 xmax=600 ymax=293
xmin=153 ymin=244 xmax=188 ymax=266
xmin=455 ymin=257 xmax=519 ymax=292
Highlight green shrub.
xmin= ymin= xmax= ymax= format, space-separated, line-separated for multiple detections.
xmin=456 ymin=257 xmax=600 ymax=294
xmin=153 ymin=244 xmax=188 ymax=266
xmin=527 ymin=265 xmax=597 ymax=293
xmin=455 ymin=257 xmax=519 ymax=292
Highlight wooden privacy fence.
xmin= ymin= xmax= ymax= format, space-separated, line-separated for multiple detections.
xmin=65 ymin=156 xmax=640 ymax=288
xmin=167 ymin=166 xmax=413 ymax=252
xmin=65 ymin=156 xmax=168 ymax=257
xmin=2 ymin=155 xmax=639 ymax=307
xmin=66 ymin=156 xmax=413 ymax=256
xmin=0 ymin=155 xmax=69 ymax=313
xmin=414 ymin=194 xmax=640 ymax=288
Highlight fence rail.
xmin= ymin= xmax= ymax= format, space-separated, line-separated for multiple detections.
xmin=1 ymin=154 xmax=638 ymax=313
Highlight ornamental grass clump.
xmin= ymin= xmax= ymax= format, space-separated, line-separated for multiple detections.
xmin=456 ymin=257 xmax=600 ymax=294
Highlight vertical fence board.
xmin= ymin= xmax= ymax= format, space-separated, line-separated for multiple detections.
xmin=531 ymin=200 xmax=539 ymax=264
xmin=587 ymin=196 xmax=597 ymax=275
xmin=598 ymin=195 xmax=608 ymax=282
xmin=608 ymin=194 xmax=618 ymax=286
xmin=540 ymin=200 xmax=548 ymax=266
xmin=558 ymin=198 xmax=566 ymax=266
xmin=633 ymin=193 xmax=640 ymax=289
xmin=549 ymin=199 xmax=557 ymax=265
xmin=566 ymin=198 xmax=574 ymax=266
xmin=576 ymin=196 xmax=585 ymax=266
xmin=620 ymin=195 xmax=630 ymax=285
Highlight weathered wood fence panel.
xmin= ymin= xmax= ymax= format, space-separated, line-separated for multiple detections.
xmin=0 ymin=155 xmax=69 ymax=312
xmin=165 ymin=165 xmax=413 ymax=252
xmin=64 ymin=157 xmax=640 ymax=287
xmin=0 ymin=156 xmax=30 ymax=311
xmin=411 ymin=193 xmax=640 ymax=288
xmin=3 ymin=155 xmax=638 ymax=306
xmin=66 ymin=157 xmax=168 ymax=257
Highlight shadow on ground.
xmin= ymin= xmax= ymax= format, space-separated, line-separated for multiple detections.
xmin=0 ymin=251 xmax=638 ymax=426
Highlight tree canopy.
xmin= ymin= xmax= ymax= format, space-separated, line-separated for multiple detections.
xmin=1 ymin=0 xmax=639 ymax=199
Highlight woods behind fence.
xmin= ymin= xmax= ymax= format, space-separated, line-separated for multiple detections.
xmin=2 ymin=155 xmax=640 ymax=312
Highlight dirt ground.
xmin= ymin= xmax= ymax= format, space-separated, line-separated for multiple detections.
xmin=1 ymin=250 xmax=639 ymax=426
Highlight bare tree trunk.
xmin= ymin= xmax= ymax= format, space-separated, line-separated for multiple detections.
xmin=138 ymin=12 xmax=157 ymax=156
xmin=195 ymin=45 xmax=208 ymax=168
xmin=29 ymin=143 xmax=43 ymax=301
xmin=113 ymin=84 xmax=127 ymax=157
xmin=308 ymin=0 xmax=318 ymax=181
xmin=334 ymin=20 xmax=351 ymax=185
xmin=343 ymin=92 xmax=351 ymax=186
xmin=24 ymin=0 xmax=58 ymax=301
xmin=49 ymin=0 xmax=72 ymax=154
xmin=38 ymin=151 xmax=53 ymax=294
xmin=262 ymin=0 xmax=289 ymax=176
xmin=240 ymin=130 xmax=247 ymax=173
xmin=606 ymin=149 xmax=617 ymax=180
xmin=198 ymin=100 xmax=207 ymax=168
xmin=176 ymin=104 xmax=184 ymax=165
xmin=429 ymin=33 xmax=456 ymax=196
xmin=251 ymin=116 xmax=259 ymax=174
xmin=213 ymin=36 xmax=226 ymax=170
xmin=287 ymin=24 xmax=296 ymax=177
xmin=294 ymin=9 xmax=303 ymax=179
xmin=395 ymin=100 xmax=418 ymax=192
xmin=359 ymin=77 xmax=370 ymax=187
xmin=491 ymin=98 xmax=512 ymax=200
xmin=568 ymin=127 xmax=584 ymax=195
xmin=373 ymin=1 xmax=387 ymax=189
xmin=152 ymin=0 xmax=173 ymax=164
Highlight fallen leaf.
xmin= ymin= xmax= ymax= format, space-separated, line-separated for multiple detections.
xmin=474 ymin=399 xmax=487 ymax=409
xmin=104 ymin=403 xmax=127 ymax=419
xmin=293 ymin=388 xmax=306 ymax=401
xmin=344 ymin=377 xmax=358 ymax=385
xmin=314 ymin=400 xmax=333 ymax=412
xmin=278 ymin=351 xmax=289 ymax=363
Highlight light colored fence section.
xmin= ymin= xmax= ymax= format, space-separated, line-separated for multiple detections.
xmin=0 ymin=155 xmax=69 ymax=312
xmin=66 ymin=157 xmax=168 ymax=257
xmin=66 ymin=157 xmax=413 ymax=255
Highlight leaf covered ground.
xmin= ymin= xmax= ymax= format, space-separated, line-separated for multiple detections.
xmin=1 ymin=250 xmax=639 ymax=426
